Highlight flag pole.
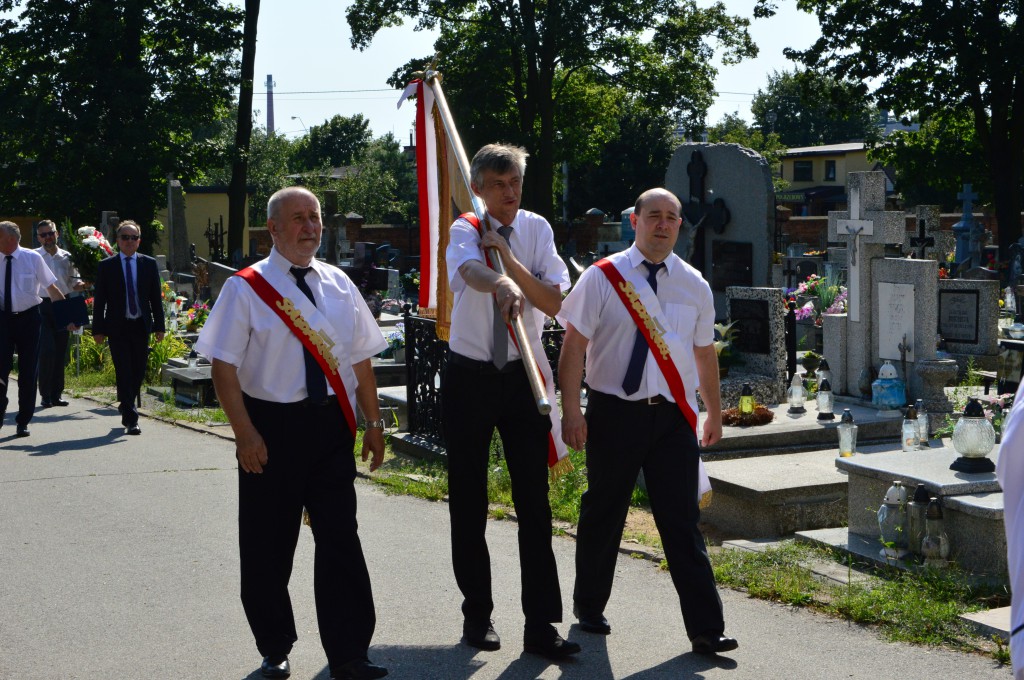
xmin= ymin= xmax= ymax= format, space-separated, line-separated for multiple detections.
xmin=421 ymin=66 xmax=552 ymax=416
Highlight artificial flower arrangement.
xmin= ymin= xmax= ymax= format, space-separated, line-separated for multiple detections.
xmin=789 ymin=273 xmax=847 ymax=327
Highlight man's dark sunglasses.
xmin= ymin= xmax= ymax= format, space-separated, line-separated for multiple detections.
xmin=118 ymin=235 xmax=140 ymax=241
xmin=38 ymin=231 xmax=56 ymax=237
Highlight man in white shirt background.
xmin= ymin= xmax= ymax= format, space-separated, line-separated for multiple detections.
xmin=34 ymin=220 xmax=87 ymax=408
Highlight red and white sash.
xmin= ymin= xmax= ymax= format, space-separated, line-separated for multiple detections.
xmin=235 ymin=266 xmax=357 ymax=434
xmin=595 ymin=256 xmax=713 ymax=506
xmin=460 ymin=213 xmax=572 ymax=478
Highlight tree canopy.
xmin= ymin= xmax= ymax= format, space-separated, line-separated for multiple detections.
xmin=290 ymin=114 xmax=373 ymax=171
xmin=0 ymin=0 xmax=242 ymax=247
xmin=707 ymin=112 xmax=787 ymax=190
xmin=757 ymin=0 xmax=1023 ymax=255
xmin=348 ymin=0 xmax=757 ymax=220
xmin=749 ymin=69 xmax=877 ymax=147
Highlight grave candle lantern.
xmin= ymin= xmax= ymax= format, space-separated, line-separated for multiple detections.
xmin=907 ymin=483 xmax=930 ymax=557
xmin=787 ymin=374 xmax=807 ymax=414
xmin=816 ymin=379 xmax=834 ymax=421
xmin=815 ymin=358 xmax=832 ymax=386
xmin=877 ymin=480 xmax=909 ymax=559
xmin=915 ymin=398 xmax=929 ymax=449
xmin=949 ymin=397 xmax=996 ymax=473
xmin=739 ymin=383 xmax=755 ymax=415
xmin=920 ymin=498 xmax=950 ymax=567
xmin=837 ymin=409 xmax=857 ymax=457
xmin=902 ymin=406 xmax=919 ymax=452
xmin=188 ymin=349 xmax=199 ymax=369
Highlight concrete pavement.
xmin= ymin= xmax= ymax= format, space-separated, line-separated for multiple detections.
xmin=0 ymin=388 xmax=1012 ymax=679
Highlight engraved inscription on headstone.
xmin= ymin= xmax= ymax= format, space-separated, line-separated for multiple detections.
xmin=729 ymin=299 xmax=770 ymax=354
xmin=710 ymin=240 xmax=753 ymax=291
xmin=939 ymin=290 xmax=980 ymax=344
xmin=878 ymin=282 xmax=916 ymax=362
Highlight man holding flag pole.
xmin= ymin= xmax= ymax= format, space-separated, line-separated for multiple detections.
xmin=442 ymin=143 xmax=579 ymax=659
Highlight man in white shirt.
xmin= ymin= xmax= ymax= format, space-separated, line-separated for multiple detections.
xmin=197 ymin=186 xmax=388 ymax=680
xmin=0 ymin=221 xmax=67 ymax=437
xmin=557 ymin=188 xmax=737 ymax=655
xmin=35 ymin=220 xmax=86 ymax=408
xmin=442 ymin=143 xmax=578 ymax=659
xmin=997 ymin=381 xmax=1024 ymax=680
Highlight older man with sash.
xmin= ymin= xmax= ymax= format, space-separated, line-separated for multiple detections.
xmin=196 ymin=186 xmax=388 ymax=680
xmin=557 ymin=187 xmax=737 ymax=655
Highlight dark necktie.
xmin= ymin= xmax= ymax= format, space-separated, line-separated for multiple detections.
xmin=291 ymin=266 xmax=328 ymax=404
xmin=492 ymin=225 xmax=514 ymax=369
xmin=4 ymin=255 xmax=11 ymax=313
xmin=622 ymin=261 xmax=665 ymax=395
xmin=124 ymin=257 xmax=139 ymax=316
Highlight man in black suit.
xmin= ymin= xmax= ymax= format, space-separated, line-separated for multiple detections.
xmin=92 ymin=220 xmax=165 ymax=435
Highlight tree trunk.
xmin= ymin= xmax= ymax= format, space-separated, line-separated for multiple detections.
xmin=987 ymin=133 xmax=1023 ymax=257
xmin=228 ymin=0 xmax=260 ymax=261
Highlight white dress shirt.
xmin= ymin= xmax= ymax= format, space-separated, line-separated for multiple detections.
xmin=35 ymin=246 xmax=79 ymax=296
xmin=557 ymin=245 xmax=715 ymax=406
xmin=195 ymin=248 xmax=387 ymax=407
xmin=445 ymin=209 xmax=570 ymax=361
xmin=996 ymin=380 xmax=1024 ymax=680
xmin=2 ymin=246 xmax=57 ymax=312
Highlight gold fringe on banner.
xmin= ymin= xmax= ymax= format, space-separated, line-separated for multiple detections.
xmin=549 ymin=456 xmax=575 ymax=481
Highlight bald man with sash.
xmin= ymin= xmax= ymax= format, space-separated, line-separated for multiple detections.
xmin=558 ymin=187 xmax=737 ymax=656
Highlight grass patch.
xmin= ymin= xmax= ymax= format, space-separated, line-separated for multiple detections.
xmin=712 ymin=540 xmax=1010 ymax=654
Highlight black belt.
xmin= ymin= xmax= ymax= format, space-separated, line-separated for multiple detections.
xmin=591 ymin=389 xmax=670 ymax=406
xmin=2 ymin=303 xmax=40 ymax=316
xmin=447 ymin=351 xmax=523 ymax=374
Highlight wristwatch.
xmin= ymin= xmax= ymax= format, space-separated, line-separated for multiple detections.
xmin=366 ymin=418 xmax=387 ymax=430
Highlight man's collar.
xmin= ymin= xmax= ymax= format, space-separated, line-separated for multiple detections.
xmin=626 ymin=243 xmax=677 ymax=273
xmin=268 ymin=247 xmax=319 ymax=278
xmin=485 ymin=211 xmax=520 ymax=230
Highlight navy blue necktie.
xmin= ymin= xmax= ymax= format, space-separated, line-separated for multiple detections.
xmin=291 ymin=266 xmax=328 ymax=404
xmin=4 ymin=255 xmax=11 ymax=313
xmin=124 ymin=257 xmax=139 ymax=316
xmin=622 ymin=261 xmax=665 ymax=395
xmin=492 ymin=225 xmax=514 ymax=369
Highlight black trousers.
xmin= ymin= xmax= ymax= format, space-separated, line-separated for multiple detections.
xmin=238 ymin=394 xmax=376 ymax=674
xmin=0 ymin=305 xmax=42 ymax=427
xmin=441 ymin=353 xmax=562 ymax=627
xmin=37 ymin=299 xmax=69 ymax=404
xmin=107 ymin=319 xmax=148 ymax=425
xmin=574 ymin=390 xmax=724 ymax=640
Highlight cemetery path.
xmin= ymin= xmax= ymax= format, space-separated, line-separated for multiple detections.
xmin=0 ymin=389 xmax=1012 ymax=679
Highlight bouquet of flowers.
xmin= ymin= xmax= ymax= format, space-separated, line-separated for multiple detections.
xmin=184 ymin=301 xmax=211 ymax=332
xmin=63 ymin=225 xmax=114 ymax=283
xmin=386 ymin=323 xmax=405 ymax=351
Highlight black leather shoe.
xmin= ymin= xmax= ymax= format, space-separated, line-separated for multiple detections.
xmin=523 ymin=624 xmax=581 ymax=659
xmin=39 ymin=401 xmax=52 ymax=409
xmin=260 ymin=655 xmax=290 ymax=678
xmin=463 ymin=619 xmax=501 ymax=650
xmin=16 ymin=425 xmax=29 ymax=437
xmin=691 ymin=633 xmax=738 ymax=655
xmin=332 ymin=658 xmax=388 ymax=679
xmin=573 ymin=604 xmax=611 ymax=634
xmin=53 ymin=399 xmax=69 ymax=407
xmin=126 ymin=424 xmax=142 ymax=435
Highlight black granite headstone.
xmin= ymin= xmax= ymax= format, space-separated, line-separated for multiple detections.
xmin=729 ymin=299 xmax=770 ymax=354
xmin=939 ymin=290 xmax=980 ymax=344
xmin=710 ymin=240 xmax=753 ymax=291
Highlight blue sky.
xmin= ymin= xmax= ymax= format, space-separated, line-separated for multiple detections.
xmin=253 ymin=0 xmax=823 ymax=139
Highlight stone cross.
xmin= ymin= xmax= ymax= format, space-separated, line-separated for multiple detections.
xmin=909 ymin=216 xmax=934 ymax=260
xmin=834 ymin=178 xmax=876 ymax=322
xmin=681 ymin=150 xmax=731 ymax=236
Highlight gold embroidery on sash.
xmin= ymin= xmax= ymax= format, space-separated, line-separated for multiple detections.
xmin=617 ymin=281 xmax=670 ymax=360
xmin=275 ymin=298 xmax=340 ymax=374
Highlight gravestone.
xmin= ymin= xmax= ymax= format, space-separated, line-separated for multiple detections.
xmin=909 ymin=205 xmax=954 ymax=262
xmin=725 ymin=286 xmax=788 ymax=405
xmin=207 ymin=262 xmax=238 ymax=301
xmin=665 ymin=143 xmax=774 ymax=319
xmin=167 ymin=177 xmax=190 ymax=273
xmin=872 ymin=258 xmax=939 ymax=400
xmin=827 ymin=172 xmax=907 ymax=397
xmin=938 ymin=278 xmax=1001 ymax=371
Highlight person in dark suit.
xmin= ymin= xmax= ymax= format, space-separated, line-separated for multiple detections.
xmin=92 ymin=220 xmax=165 ymax=435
